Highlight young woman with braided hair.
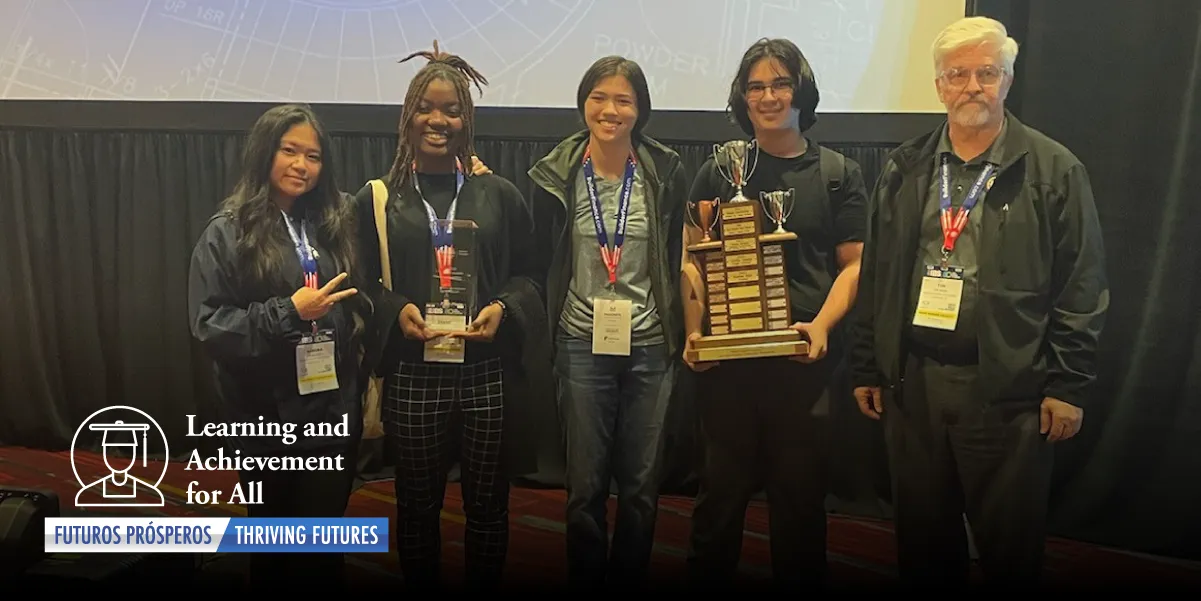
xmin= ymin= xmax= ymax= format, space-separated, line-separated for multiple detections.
xmin=354 ymin=41 xmax=547 ymax=590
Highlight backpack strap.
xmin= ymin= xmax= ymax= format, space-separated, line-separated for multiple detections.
xmin=367 ymin=179 xmax=392 ymax=291
xmin=817 ymin=145 xmax=847 ymax=233
xmin=818 ymin=145 xmax=846 ymax=199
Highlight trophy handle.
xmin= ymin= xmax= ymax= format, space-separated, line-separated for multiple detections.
xmin=744 ymin=139 xmax=761 ymax=183
xmin=782 ymin=188 xmax=796 ymax=222
xmin=712 ymin=144 xmax=732 ymax=185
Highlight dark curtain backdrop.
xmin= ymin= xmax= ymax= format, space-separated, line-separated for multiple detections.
xmin=3 ymin=0 xmax=1200 ymax=562
xmin=976 ymin=0 xmax=1201 ymax=562
xmin=0 ymin=127 xmax=894 ymax=517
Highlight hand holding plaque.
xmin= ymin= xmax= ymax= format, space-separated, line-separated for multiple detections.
xmin=683 ymin=140 xmax=807 ymax=363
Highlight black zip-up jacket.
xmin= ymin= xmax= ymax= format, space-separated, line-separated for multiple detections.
xmin=850 ymin=112 xmax=1109 ymax=408
xmin=353 ymin=174 xmax=556 ymax=477
xmin=527 ymin=130 xmax=689 ymax=358
xmin=188 ymin=210 xmax=365 ymax=455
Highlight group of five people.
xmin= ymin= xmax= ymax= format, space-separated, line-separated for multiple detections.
xmin=188 ymin=15 xmax=1107 ymax=591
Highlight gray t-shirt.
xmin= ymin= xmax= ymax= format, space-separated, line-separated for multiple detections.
xmin=559 ymin=167 xmax=664 ymax=346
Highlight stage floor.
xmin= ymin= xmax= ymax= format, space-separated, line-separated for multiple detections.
xmin=3 ymin=445 xmax=1198 ymax=591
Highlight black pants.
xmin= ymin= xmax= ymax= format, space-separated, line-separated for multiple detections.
xmin=385 ymin=357 xmax=509 ymax=590
xmin=885 ymin=352 xmax=1054 ymax=589
xmin=238 ymin=444 xmax=356 ymax=590
xmin=686 ymin=356 xmax=833 ymax=590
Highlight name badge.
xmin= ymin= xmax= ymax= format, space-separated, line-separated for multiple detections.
xmin=296 ymin=329 xmax=338 ymax=395
xmin=424 ymin=301 xmax=467 ymax=364
xmin=593 ymin=298 xmax=632 ymax=356
xmin=912 ymin=264 xmax=965 ymax=331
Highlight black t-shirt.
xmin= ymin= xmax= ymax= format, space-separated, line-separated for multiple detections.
xmin=415 ymin=172 xmax=456 ymax=219
xmin=688 ymin=140 xmax=868 ymax=323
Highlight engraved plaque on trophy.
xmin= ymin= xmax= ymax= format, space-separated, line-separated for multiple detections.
xmin=684 ymin=140 xmax=808 ymax=364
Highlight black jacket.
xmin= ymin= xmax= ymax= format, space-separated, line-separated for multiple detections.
xmin=188 ymin=210 xmax=365 ymax=455
xmin=527 ymin=130 xmax=689 ymax=358
xmin=850 ymin=112 xmax=1109 ymax=408
xmin=353 ymin=174 xmax=557 ymax=477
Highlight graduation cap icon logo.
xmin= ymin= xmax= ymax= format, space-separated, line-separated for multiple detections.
xmin=71 ymin=406 xmax=169 ymax=508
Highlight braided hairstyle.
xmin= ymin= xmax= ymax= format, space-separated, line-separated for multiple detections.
xmin=386 ymin=40 xmax=489 ymax=192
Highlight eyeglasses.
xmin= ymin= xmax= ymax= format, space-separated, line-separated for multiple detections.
xmin=940 ymin=65 xmax=1006 ymax=88
xmin=745 ymin=79 xmax=794 ymax=101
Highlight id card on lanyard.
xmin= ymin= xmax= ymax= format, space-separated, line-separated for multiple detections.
xmin=912 ymin=155 xmax=997 ymax=331
xmin=282 ymin=212 xmax=339 ymax=394
xmin=415 ymin=160 xmax=470 ymax=363
xmin=583 ymin=148 xmax=637 ymax=357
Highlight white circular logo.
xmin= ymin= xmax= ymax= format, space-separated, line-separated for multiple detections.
xmin=70 ymin=405 xmax=170 ymax=508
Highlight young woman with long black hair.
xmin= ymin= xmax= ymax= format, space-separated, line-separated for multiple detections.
xmin=188 ymin=103 xmax=365 ymax=588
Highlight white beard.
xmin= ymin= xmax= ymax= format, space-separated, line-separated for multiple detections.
xmin=952 ymin=102 xmax=993 ymax=128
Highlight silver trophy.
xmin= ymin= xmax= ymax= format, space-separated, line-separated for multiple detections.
xmin=760 ymin=188 xmax=795 ymax=234
xmin=713 ymin=140 xmax=759 ymax=202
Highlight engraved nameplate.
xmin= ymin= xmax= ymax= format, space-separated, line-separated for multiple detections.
xmin=724 ymin=238 xmax=757 ymax=253
xmin=725 ymin=253 xmax=759 ymax=269
xmin=723 ymin=221 xmax=756 ymax=237
xmin=729 ymin=300 xmax=763 ymax=316
xmin=722 ymin=204 xmax=755 ymax=220
xmin=727 ymin=269 xmax=760 ymax=284
xmin=728 ymin=285 xmax=761 ymax=300
xmin=731 ymin=316 xmax=764 ymax=331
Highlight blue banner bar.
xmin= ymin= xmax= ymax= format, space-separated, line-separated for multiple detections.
xmin=216 ymin=517 xmax=389 ymax=553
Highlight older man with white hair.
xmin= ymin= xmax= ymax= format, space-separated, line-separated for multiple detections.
xmin=849 ymin=16 xmax=1109 ymax=588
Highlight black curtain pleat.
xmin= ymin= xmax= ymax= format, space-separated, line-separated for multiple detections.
xmin=991 ymin=0 xmax=1201 ymax=561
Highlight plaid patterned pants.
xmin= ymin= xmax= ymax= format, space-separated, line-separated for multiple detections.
xmin=385 ymin=356 xmax=509 ymax=589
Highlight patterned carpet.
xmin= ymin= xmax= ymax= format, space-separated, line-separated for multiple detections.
xmin=2 ymin=445 xmax=1199 ymax=591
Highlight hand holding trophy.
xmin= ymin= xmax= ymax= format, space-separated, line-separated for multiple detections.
xmin=683 ymin=140 xmax=808 ymax=364
xmin=760 ymin=188 xmax=795 ymax=234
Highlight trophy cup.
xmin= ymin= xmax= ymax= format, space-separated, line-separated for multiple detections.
xmin=760 ymin=188 xmax=795 ymax=234
xmin=683 ymin=142 xmax=807 ymax=364
xmin=687 ymin=198 xmax=720 ymax=243
xmin=713 ymin=140 xmax=759 ymax=203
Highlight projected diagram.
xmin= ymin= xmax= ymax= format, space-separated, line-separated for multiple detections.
xmin=0 ymin=0 xmax=599 ymax=105
xmin=0 ymin=0 xmax=896 ymax=110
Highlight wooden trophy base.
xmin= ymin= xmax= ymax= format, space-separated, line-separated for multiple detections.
xmin=685 ymin=329 xmax=809 ymax=363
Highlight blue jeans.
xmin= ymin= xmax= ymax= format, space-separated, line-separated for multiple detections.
xmin=555 ymin=333 xmax=675 ymax=589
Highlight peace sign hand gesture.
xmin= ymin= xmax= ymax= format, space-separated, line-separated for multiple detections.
xmin=291 ymin=272 xmax=358 ymax=321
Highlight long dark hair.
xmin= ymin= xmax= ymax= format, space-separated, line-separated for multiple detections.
xmin=385 ymin=40 xmax=488 ymax=193
xmin=220 ymin=103 xmax=356 ymax=295
xmin=727 ymin=38 xmax=821 ymax=135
